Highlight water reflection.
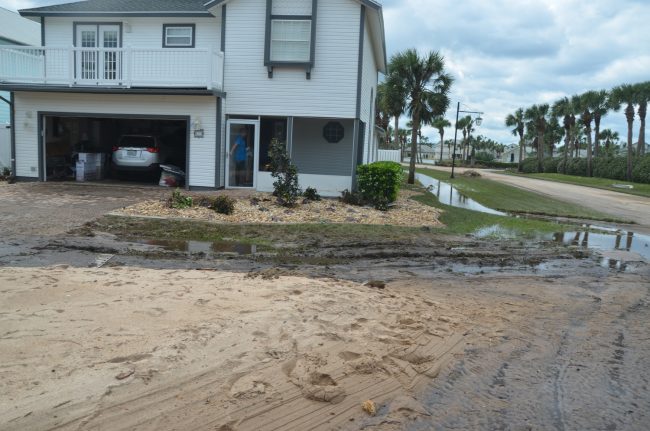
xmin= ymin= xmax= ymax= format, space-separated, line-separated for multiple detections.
xmin=131 ymin=238 xmax=256 ymax=255
xmin=550 ymin=230 xmax=648 ymax=260
xmin=415 ymin=173 xmax=506 ymax=216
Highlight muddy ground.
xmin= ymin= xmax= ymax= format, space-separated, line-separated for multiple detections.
xmin=0 ymin=183 xmax=649 ymax=430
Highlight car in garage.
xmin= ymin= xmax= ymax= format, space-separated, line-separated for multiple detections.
xmin=111 ymin=134 xmax=161 ymax=174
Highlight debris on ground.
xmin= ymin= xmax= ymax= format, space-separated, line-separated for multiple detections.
xmin=366 ymin=280 xmax=387 ymax=289
xmin=362 ymin=399 xmax=377 ymax=416
xmin=462 ymin=170 xmax=482 ymax=177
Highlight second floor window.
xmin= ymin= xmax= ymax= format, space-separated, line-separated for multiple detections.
xmin=163 ymin=25 xmax=195 ymax=48
xmin=270 ymin=19 xmax=311 ymax=63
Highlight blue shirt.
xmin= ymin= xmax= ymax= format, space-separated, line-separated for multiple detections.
xmin=234 ymin=135 xmax=247 ymax=162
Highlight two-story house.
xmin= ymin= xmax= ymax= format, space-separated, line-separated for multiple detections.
xmin=0 ymin=0 xmax=385 ymax=195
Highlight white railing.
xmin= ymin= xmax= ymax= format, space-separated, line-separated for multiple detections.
xmin=0 ymin=46 xmax=224 ymax=91
xmin=377 ymin=149 xmax=402 ymax=163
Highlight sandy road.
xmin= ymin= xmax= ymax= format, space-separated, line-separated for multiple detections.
xmin=421 ymin=166 xmax=650 ymax=232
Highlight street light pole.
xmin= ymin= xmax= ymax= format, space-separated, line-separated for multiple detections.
xmin=450 ymin=103 xmax=484 ymax=179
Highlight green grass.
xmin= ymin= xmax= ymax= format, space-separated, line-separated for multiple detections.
xmin=503 ymin=171 xmax=650 ymax=198
xmin=402 ymin=182 xmax=569 ymax=237
xmin=416 ymin=167 xmax=629 ymax=223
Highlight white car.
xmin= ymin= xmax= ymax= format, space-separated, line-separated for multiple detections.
xmin=111 ymin=135 xmax=161 ymax=174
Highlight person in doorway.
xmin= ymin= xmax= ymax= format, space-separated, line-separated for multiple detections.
xmin=231 ymin=127 xmax=248 ymax=185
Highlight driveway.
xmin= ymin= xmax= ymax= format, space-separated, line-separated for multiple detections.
xmin=422 ymin=166 xmax=650 ymax=233
xmin=0 ymin=182 xmax=165 ymax=237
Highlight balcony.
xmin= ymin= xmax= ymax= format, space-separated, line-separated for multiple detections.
xmin=0 ymin=46 xmax=224 ymax=92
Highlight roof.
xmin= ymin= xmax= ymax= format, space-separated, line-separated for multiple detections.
xmin=20 ymin=0 xmax=212 ymax=17
xmin=0 ymin=7 xmax=41 ymax=45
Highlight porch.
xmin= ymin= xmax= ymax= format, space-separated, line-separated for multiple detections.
xmin=0 ymin=46 xmax=224 ymax=91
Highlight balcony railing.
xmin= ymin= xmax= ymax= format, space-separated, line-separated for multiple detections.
xmin=0 ymin=46 xmax=224 ymax=91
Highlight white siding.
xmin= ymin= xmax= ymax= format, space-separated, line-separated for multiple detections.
xmin=359 ymin=14 xmax=378 ymax=164
xmin=44 ymin=15 xmax=221 ymax=50
xmin=272 ymin=0 xmax=313 ymax=15
xmin=13 ymin=92 xmax=217 ymax=187
xmin=224 ymin=0 xmax=360 ymax=118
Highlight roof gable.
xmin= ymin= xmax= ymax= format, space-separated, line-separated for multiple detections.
xmin=20 ymin=0 xmax=212 ymax=17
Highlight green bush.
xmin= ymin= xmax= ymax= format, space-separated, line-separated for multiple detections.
xmin=565 ymin=158 xmax=588 ymax=176
xmin=521 ymin=158 xmax=540 ymax=173
xmin=169 ymin=189 xmax=193 ymax=209
xmin=269 ymin=138 xmax=301 ymax=207
xmin=435 ymin=160 xmax=515 ymax=169
xmin=593 ymin=156 xmax=628 ymax=181
xmin=543 ymin=157 xmax=561 ymax=173
xmin=210 ymin=195 xmax=236 ymax=214
xmin=340 ymin=189 xmax=364 ymax=206
xmin=475 ymin=151 xmax=495 ymax=163
xmin=356 ymin=161 xmax=403 ymax=210
xmin=303 ymin=187 xmax=321 ymax=201
xmin=632 ymin=155 xmax=650 ymax=184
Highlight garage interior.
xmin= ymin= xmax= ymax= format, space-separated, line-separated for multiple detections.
xmin=43 ymin=115 xmax=188 ymax=184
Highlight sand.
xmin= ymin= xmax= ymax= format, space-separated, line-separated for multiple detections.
xmin=0 ymin=266 xmax=467 ymax=430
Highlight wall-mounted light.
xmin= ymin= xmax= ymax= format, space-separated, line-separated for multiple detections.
xmin=193 ymin=118 xmax=204 ymax=138
xmin=123 ymin=21 xmax=132 ymax=33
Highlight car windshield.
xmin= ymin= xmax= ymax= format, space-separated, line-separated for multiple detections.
xmin=119 ymin=136 xmax=156 ymax=147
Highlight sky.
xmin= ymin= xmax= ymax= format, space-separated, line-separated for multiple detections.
xmin=2 ymin=0 xmax=650 ymax=146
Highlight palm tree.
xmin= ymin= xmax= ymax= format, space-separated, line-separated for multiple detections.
xmin=635 ymin=81 xmax=650 ymax=155
xmin=505 ymin=108 xmax=526 ymax=172
xmin=377 ymin=80 xmax=407 ymax=161
xmin=456 ymin=115 xmax=471 ymax=162
xmin=432 ymin=117 xmax=451 ymax=161
xmin=610 ymin=84 xmax=638 ymax=180
xmin=524 ymin=104 xmax=550 ymax=172
xmin=579 ymin=91 xmax=598 ymax=176
xmin=588 ymin=90 xmax=609 ymax=157
xmin=552 ymin=97 xmax=575 ymax=174
xmin=388 ymin=49 xmax=453 ymax=184
xmin=599 ymin=129 xmax=619 ymax=154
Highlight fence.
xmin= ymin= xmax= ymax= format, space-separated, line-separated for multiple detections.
xmin=377 ymin=149 xmax=402 ymax=163
xmin=0 ymin=126 xmax=10 ymax=171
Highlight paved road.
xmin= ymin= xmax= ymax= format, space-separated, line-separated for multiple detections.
xmin=422 ymin=166 xmax=650 ymax=234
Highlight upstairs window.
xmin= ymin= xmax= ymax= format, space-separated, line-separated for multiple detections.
xmin=163 ymin=24 xmax=195 ymax=48
xmin=270 ymin=19 xmax=311 ymax=63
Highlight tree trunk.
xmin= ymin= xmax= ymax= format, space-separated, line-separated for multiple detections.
xmin=594 ymin=115 xmax=602 ymax=157
xmin=586 ymin=125 xmax=593 ymax=177
xmin=393 ymin=116 xmax=400 ymax=161
xmin=638 ymin=101 xmax=647 ymax=156
xmin=562 ymin=126 xmax=570 ymax=174
xmin=439 ymin=131 xmax=445 ymax=162
xmin=537 ymin=131 xmax=544 ymax=173
xmin=517 ymin=134 xmax=524 ymax=172
xmin=626 ymin=104 xmax=634 ymax=181
xmin=407 ymin=112 xmax=420 ymax=184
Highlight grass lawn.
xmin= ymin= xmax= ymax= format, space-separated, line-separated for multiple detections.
xmin=416 ymin=167 xmax=629 ymax=223
xmin=502 ymin=171 xmax=650 ymax=198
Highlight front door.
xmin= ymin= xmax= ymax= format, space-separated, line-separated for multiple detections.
xmin=226 ymin=120 xmax=259 ymax=188
xmin=75 ymin=24 xmax=121 ymax=84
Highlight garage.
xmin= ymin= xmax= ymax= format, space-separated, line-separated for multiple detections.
xmin=42 ymin=113 xmax=189 ymax=185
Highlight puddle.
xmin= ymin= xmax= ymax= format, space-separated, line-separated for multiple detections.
xmin=130 ymin=239 xmax=256 ymax=255
xmin=415 ymin=173 xmax=506 ymax=215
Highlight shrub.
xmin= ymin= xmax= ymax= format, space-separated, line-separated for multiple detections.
xmin=593 ymin=156 xmax=628 ymax=181
xmin=632 ymin=155 xmax=650 ymax=184
xmin=520 ymin=158 xmax=540 ymax=173
xmin=356 ymin=161 xmax=403 ymax=210
xmin=543 ymin=157 xmax=561 ymax=173
xmin=269 ymin=138 xmax=301 ymax=207
xmin=169 ymin=189 xmax=193 ymax=209
xmin=565 ymin=158 xmax=588 ymax=176
xmin=303 ymin=187 xmax=321 ymax=201
xmin=475 ymin=151 xmax=495 ymax=163
xmin=340 ymin=189 xmax=363 ymax=206
xmin=210 ymin=195 xmax=236 ymax=214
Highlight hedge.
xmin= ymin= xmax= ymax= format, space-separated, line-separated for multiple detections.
xmin=632 ymin=155 xmax=650 ymax=183
xmin=521 ymin=158 xmax=540 ymax=173
xmin=357 ymin=161 xmax=404 ymax=210
xmin=543 ymin=157 xmax=561 ymax=174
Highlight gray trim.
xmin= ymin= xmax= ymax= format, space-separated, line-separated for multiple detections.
xmin=264 ymin=0 xmax=318 ymax=79
xmin=215 ymin=97 xmax=222 ymax=188
xmin=162 ymin=23 xmax=196 ymax=48
xmin=37 ymin=111 xmax=191 ymax=187
xmin=355 ymin=5 xmax=365 ymax=119
xmin=351 ymin=119 xmax=358 ymax=179
xmin=287 ymin=116 xmax=294 ymax=158
xmin=10 ymin=92 xmax=16 ymax=177
xmin=1 ymin=85 xmax=220 ymax=97
xmin=189 ymin=186 xmax=221 ymax=191
xmin=15 ymin=176 xmax=40 ymax=182
xmin=22 ymin=12 xmax=212 ymax=17
xmin=220 ymin=5 xmax=226 ymax=52
xmin=41 ymin=17 xmax=45 ymax=46
xmin=37 ymin=114 xmax=44 ymax=180
xmin=73 ymin=21 xmax=123 ymax=48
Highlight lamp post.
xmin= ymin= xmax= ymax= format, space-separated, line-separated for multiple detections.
xmin=450 ymin=102 xmax=484 ymax=179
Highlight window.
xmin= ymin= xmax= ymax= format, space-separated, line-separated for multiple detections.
xmin=323 ymin=122 xmax=344 ymax=143
xmin=270 ymin=19 xmax=311 ymax=63
xmin=163 ymin=24 xmax=195 ymax=48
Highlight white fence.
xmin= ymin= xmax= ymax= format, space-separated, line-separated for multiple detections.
xmin=377 ymin=149 xmax=402 ymax=163
xmin=0 ymin=126 xmax=10 ymax=171
xmin=0 ymin=46 xmax=225 ymax=91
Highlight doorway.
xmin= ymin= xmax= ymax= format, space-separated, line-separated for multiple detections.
xmin=75 ymin=24 xmax=122 ymax=84
xmin=226 ymin=120 xmax=259 ymax=188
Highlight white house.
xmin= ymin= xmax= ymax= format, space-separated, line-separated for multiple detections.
xmin=0 ymin=0 xmax=386 ymax=195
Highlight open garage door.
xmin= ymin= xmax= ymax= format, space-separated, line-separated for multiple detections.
xmin=42 ymin=114 xmax=188 ymax=185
